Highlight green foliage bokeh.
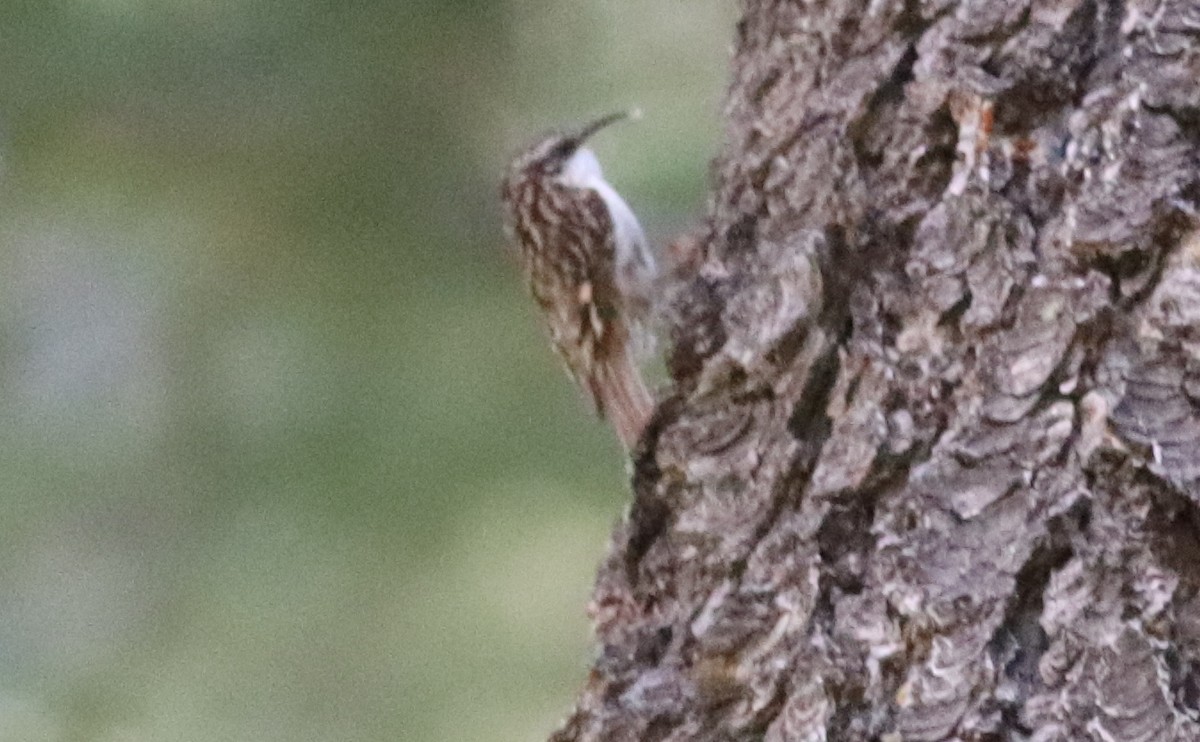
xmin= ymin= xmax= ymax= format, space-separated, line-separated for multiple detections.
xmin=0 ymin=3 xmax=733 ymax=740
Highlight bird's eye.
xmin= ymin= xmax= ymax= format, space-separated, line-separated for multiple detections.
xmin=552 ymin=139 xmax=575 ymax=158
xmin=547 ymin=139 xmax=577 ymax=168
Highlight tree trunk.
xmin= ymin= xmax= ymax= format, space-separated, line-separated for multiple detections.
xmin=550 ymin=1 xmax=1200 ymax=740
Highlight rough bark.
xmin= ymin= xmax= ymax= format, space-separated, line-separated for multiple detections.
xmin=551 ymin=1 xmax=1200 ymax=740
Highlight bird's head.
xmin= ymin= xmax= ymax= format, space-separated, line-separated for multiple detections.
xmin=507 ymin=110 xmax=638 ymax=182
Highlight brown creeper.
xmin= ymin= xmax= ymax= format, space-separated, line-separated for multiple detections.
xmin=501 ymin=111 xmax=656 ymax=449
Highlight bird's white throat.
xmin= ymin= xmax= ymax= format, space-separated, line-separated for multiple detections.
xmin=558 ymin=148 xmax=653 ymax=282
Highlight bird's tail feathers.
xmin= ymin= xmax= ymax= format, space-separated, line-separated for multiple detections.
xmin=590 ymin=347 xmax=653 ymax=451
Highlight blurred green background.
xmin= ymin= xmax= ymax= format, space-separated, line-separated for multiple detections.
xmin=0 ymin=2 xmax=733 ymax=740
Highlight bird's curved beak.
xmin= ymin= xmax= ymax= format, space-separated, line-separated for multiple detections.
xmin=573 ymin=108 xmax=641 ymax=145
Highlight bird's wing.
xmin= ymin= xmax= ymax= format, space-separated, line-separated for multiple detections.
xmin=529 ymin=186 xmax=628 ymax=412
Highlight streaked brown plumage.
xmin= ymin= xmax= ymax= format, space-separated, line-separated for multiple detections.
xmin=501 ymin=112 xmax=656 ymax=449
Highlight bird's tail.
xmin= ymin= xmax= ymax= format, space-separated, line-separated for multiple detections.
xmin=590 ymin=344 xmax=654 ymax=451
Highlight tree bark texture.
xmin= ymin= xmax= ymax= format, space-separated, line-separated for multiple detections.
xmin=551 ymin=1 xmax=1200 ymax=740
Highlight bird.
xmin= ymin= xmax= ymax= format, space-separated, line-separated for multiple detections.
xmin=501 ymin=111 xmax=657 ymax=450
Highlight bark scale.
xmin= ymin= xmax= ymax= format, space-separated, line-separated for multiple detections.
xmin=553 ymin=1 xmax=1200 ymax=740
